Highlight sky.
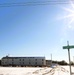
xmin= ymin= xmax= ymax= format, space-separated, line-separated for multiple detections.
xmin=0 ymin=0 xmax=74 ymax=62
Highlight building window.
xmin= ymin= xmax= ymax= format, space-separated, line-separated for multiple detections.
xmin=42 ymin=62 xmax=43 ymax=64
xmin=35 ymin=59 xmax=37 ymax=61
xmin=42 ymin=59 xmax=44 ymax=61
xmin=35 ymin=62 xmax=37 ymax=65
xmin=29 ymin=62 xmax=31 ymax=64
xmin=19 ymin=59 xmax=21 ymax=61
xmin=12 ymin=62 xmax=14 ymax=64
xmin=23 ymin=62 xmax=24 ymax=64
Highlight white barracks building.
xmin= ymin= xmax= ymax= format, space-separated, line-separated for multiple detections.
xmin=1 ymin=56 xmax=46 ymax=67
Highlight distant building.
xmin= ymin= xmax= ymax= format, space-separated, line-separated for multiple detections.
xmin=46 ymin=60 xmax=59 ymax=67
xmin=46 ymin=60 xmax=52 ymax=67
xmin=1 ymin=56 xmax=46 ymax=67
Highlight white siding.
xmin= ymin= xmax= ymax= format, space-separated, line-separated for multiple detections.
xmin=1 ymin=57 xmax=46 ymax=67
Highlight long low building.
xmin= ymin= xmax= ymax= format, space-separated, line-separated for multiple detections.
xmin=1 ymin=56 xmax=46 ymax=67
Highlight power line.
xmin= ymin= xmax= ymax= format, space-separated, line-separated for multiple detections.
xmin=0 ymin=1 xmax=73 ymax=7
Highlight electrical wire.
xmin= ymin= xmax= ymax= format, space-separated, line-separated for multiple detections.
xmin=0 ymin=1 xmax=73 ymax=7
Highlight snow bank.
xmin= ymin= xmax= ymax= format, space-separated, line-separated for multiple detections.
xmin=0 ymin=66 xmax=74 ymax=75
xmin=0 ymin=67 xmax=42 ymax=75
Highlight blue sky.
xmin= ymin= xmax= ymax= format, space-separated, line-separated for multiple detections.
xmin=0 ymin=0 xmax=74 ymax=62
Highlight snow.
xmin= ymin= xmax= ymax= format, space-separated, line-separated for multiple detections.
xmin=0 ymin=66 xmax=74 ymax=75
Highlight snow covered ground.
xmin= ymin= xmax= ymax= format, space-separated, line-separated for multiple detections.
xmin=0 ymin=66 xmax=74 ymax=75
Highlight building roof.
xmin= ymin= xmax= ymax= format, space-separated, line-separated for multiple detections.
xmin=2 ymin=56 xmax=45 ymax=59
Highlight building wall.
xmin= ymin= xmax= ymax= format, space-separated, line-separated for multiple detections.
xmin=46 ymin=60 xmax=52 ymax=67
xmin=1 ymin=56 xmax=46 ymax=67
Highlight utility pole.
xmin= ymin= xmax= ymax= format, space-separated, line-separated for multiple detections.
xmin=73 ymin=56 xmax=74 ymax=63
xmin=51 ymin=54 xmax=52 ymax=67
xmin=73 ymin=56 xmax=74 ymax=66
xmin=67 ymin=41 xmax=71 ymax=75
xmin=63 ymin=41 xmax=74 ymax=75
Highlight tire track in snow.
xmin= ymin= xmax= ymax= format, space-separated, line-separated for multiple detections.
xmin=32 ymin=66 xmax=69 ymax=75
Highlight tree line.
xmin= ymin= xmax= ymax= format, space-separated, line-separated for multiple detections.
xmin=52 ymin=60 xmax=74 ymax=65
